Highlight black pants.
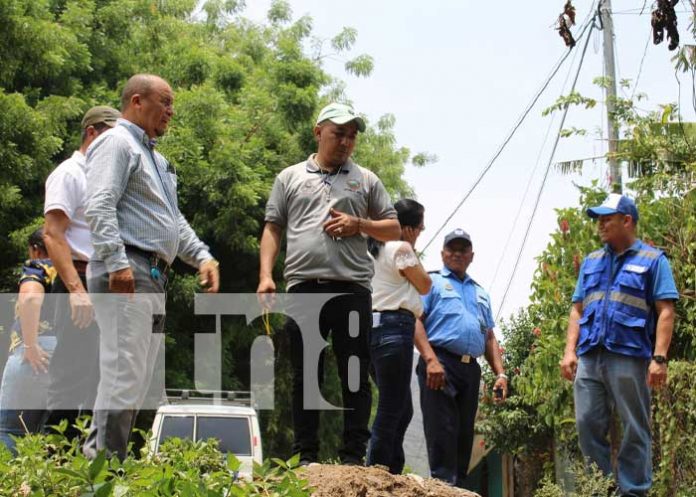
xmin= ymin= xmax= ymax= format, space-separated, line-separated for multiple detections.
xmin=417 ymin=347 xmax=481 ymax=487
xmin=42 ymin=272 xmax=100 ymax=440
xmin=286 ymin=280 xmax=372 ymax=463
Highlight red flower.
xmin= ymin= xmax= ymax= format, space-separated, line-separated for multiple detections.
xmin=498 ymin=346 xmax=505 ymax=355
xmin=559 ymin=219 xmax=570 ymax=234
xmin=479 ymin=439 xmax=486 ymax=448
xmin=533 ymin=327 xmax=541 ymax=337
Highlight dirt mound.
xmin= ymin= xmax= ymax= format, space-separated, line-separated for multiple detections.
xmin=302 ymin=464 xmax=481 ymax=497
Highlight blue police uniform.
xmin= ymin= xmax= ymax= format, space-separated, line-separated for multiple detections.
xmin=572 ymin=239 xmax=678 ymax=496
xmin=417 ymin=267 xmax=495 ymax=487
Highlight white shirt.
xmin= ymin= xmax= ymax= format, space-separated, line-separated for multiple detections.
xmin=44 ymin=151 xmax=93 ymax=261
xmin=370 ymin=241 xmax=424 ymax=317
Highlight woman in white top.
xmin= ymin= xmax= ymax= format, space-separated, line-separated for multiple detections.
xmin=366 ymin=199 xmax=431 ymax=474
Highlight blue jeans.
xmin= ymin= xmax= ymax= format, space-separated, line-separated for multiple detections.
xmin=367 ymin=311 xmax=415 ymax=474
xmin=0 ymin=335 xmax=57 ymax=454
xmin=575 ymin=347 xmax=651 ymax=496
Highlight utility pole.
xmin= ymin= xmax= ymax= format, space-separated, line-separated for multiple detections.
xmin=600 ymin=0 xmax=622 ymax=193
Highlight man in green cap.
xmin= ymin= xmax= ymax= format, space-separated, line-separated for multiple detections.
xmin=41 ymin=105 xmax=121 ymax=440
xmin=258 ymin=102 xmax=400 ymax=464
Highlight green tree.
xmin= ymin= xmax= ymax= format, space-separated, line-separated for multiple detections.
xmin=0 ymin=0 xmax=432 ymax=459
xmin=482 ymin=79 xmax=695 ymax=492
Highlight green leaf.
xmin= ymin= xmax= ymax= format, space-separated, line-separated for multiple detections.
xmin=94 ymin=481 xmax=115 ymax=497
xmin=345 ymin=54 xmax=374 ymax=77
xmin=55 ymin=468 xmax=87 ymax=481
xmin=88 ymin=450 xmax=107 ymax=482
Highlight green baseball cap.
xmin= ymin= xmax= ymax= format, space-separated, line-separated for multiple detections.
xmin=315 ymin=102 xmax=366 ymax=132
xmin=81 ymin=105 xmax=121 ymax=129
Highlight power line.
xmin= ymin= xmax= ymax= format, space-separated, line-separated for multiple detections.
xmin=631 ymin=29 xmax=652 ymax=100
xmin=420 ymin=13 xmax=598 ymax=254
xmin=495 ymin=17 xmax=597 ymax=322
xmin=488 ymin=31 xmax=585 ymax=294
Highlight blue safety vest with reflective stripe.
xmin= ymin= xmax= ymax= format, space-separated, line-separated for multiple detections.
xmin=577 ymin=240 xmax=661 ymax=359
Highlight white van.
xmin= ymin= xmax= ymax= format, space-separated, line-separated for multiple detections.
xmin=150 ymin=390 xmax=263 ymax=478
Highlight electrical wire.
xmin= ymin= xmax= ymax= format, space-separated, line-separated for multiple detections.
xmin=420 ymin=11 xmax=598 ymax=254
xmin=495 ymin=18 xmax=597 ymax=322
xmin=673 ymin=69 xmax=695 ymax=154
xmin=487 ymin=30 xmax=585 ymax=294
xmin=631 ymin=30 xmax=652 ymax=100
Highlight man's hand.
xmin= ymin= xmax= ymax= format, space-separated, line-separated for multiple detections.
xmin=109 ymin=267 xmax=135 ymax=294
xmin=69 ymin=291 xmax=94 ymax=329
xmin=493 ymin=376 xmax=508 ymax=403
xmin=199 ymin=259 xmax=220 ymax=293
xmin=23 ymin=344 xmax=50 ymax=374
xmin=560 ymin=350 xmax=578 ymax=381
xmin=647 ymin=360 xmax=668 ymax=389
xmin=323 ymin=208 xmax=360 ymax=238
xmin=256 ymin=276 xmax=276 ymax=310
xmin=425 ymin=357 xmax=446 ymax=390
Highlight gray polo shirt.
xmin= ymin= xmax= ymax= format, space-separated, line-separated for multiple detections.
xmin=265 ymin=155 xmax=397 ymax=288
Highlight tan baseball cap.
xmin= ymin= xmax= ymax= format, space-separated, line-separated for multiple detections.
xmin=315 ymin=102 xmax=366 ymax=132
xmin=81 ymin=105 xmax=121 ymax=129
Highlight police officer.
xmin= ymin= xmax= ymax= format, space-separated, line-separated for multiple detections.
xmin=560 ymin=194 xmax=678 ymax=497
xmin=414 ymin=229 xmax=507 ymax=488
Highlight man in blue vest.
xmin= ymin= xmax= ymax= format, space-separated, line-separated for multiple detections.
xmin=560 ymin=194 xmax=678 ymax=497
xmin=414 ymin=229 xmax=507 ymax=488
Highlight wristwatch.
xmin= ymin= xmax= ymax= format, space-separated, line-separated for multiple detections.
xmin=652 ymin=355 xmax=667 ymax=364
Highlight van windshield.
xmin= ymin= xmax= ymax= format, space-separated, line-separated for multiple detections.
xmin=196 ymin=416 xmax=252 ymax=455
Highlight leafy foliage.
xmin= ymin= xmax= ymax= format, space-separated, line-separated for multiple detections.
xmin=483 ymin=69 xmax=695 ymax=492
xmin=0 ymin=0 xmax=430 ymax=461
xmin=0 ymin=429 xmax=311 ymax=497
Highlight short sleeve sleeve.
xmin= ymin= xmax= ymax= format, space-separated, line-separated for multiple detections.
xmin=392 ymin=242 xmax=420 ymax=270
xmin=652 ymin=255 xmax=679 ymax=301
xmin=44 ymin=167 xmax=81 ymax=220
xmin=265 ymin=176 xmax=288 ymax=227
xmin=366 ymin=173 xmax=397 ymax=220
xmin=571 ymin=261 xmax=586 ymax=303
xmin=18 ymin=259 xmax=55 ymax=291
xmin=421 ymin=277 xmax=437 ymax=316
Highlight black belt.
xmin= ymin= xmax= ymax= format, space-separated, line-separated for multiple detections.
xmin=375 ymin=308 xmax=415 ymax=318
xmin=124 ymin=245 xmax=170 ymax=277
xmin=432 ymin=345 xmax=475 ymax=364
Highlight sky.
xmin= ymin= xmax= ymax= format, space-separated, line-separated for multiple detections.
xmin=244 ymin=0 xmax=695 ymax=325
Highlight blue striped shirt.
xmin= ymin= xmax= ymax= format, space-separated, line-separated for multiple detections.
xmin=84 ymin=119 xmax=211 ymax=272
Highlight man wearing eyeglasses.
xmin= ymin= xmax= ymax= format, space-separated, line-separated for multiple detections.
xmin=258 ymin=102 xmax=400 ymax=464
xmin=83 ymin=74 xmax=219 ymax=461
xmin=414 ymin=229 xmax=507 ymax=488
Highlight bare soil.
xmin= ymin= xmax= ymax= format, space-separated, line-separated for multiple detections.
xmin=302 ymin=464 xmax=481 ymax=497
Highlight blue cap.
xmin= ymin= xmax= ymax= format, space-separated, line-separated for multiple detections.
xmin=443 ymin=228 xmax=472 ymax=247
xmin=586 ymin=193 xmax=639 ymax=222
